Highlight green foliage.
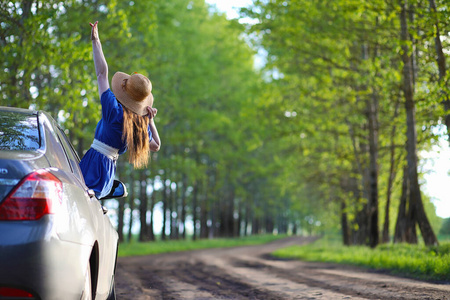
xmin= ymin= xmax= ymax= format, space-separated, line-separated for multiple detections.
xmin=1 ymin=0 xmax=447 ymax=244
xmin=273 ymin=237 xmax=450 ymax=281
xmin=439 ymin=219 xmax=450 ymax=235
xmin=438 ymin=235 xmax=450 ymax=242
xmin=422 ymin=195 xmax=443 ymax=235
xmin=242 ymin=0 xmax=448 ymax=244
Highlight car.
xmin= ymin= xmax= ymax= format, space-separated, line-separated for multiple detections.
xmin=0 ymin=106 xmax=121 ymax=300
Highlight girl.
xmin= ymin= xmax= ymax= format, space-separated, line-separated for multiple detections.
xmin=79 ymin=21 xmax=161 ymax=199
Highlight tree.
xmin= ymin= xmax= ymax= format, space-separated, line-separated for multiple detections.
xmin=242 ymin=0 xmax=442 ymax=246
xmin=399 ymin=0 xmax=438 ymax=246
xmin=3 ymin=0 xmax=444 ymax=244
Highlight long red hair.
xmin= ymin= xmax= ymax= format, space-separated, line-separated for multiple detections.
xmin=122 ymin=105 xmax=150 ymax=168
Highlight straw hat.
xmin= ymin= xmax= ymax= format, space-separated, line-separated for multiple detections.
xmin=111 ymin=72 xmax=153 ymax=116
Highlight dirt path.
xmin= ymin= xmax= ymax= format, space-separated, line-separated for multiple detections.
xmin=115 ymin=236 xmax=450 ymax=299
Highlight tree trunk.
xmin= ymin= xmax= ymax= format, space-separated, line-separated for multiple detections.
xmin=138 ymin=170 xmax=148 ymax=241
xmin=173 ymin=182 xmax=180 ymax=240
xmin=161 ymin=175 xmax=167 ymax=241
xmin=264 ymin=205 xmax=274 ymax=235
xmin=367 ymin=91 xmax=379 ymax=248
xmin=172 ymin=182 xmax=179 ymax=240
xmin=181 ymin=174 xmax=187 ymax=240
xmin=382 ymin=101 xmax=401 ymax=243
xmin=168 ymin=182 xmax=175 ymax=239
xmin=236 ymin=200 xmax=242 ymax=237
xmin=127 ymin=164 xmax=135 ymax=242
xmin=192 ymin=181 xmax=199 ymax=241
xmin=405 ymin=181 xmax=419 ymax=244
xmin=218 ymin=195 xmax=226 ymax=237
xmin=252 ymin=216 xmax=260 ymax=235
xmin=353 ymin=203 xmax=369 ymax=245
xmin=400 ymin=0 xmax=438 ymax=246
xmin=220 ymin=188 xmax=235 ymax=237
xmin=346 ymin=120 xmax=370 ymax=244
xmin=148 ymin=180 xmax=155 ymax=241
xmin=292 ymin=221 xmax=298 ymax=235
xmin=117 ymin=195 xmax=126 ymax=242
xmin=381 ymin=165 xmax=393 ymax=243
xmin=209 ymin=194 xmax=217 ymax=239
xmin=394 ymin=166 xmax=409 ymax=243
xmin=200 ymin=179 xmax=209 ymax=239
xmin=341 ymin=199 xmax=350 ymax=246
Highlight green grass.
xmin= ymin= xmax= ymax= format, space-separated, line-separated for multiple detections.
xmin=272 ymin=237 xmax=450 ymax=282
xmin=118 ymin=234 xmax=287 ymax=257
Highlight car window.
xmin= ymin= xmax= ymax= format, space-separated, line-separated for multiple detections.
xmin=56 ymin=127 xmax=85 ymax=184
xmin=0 ymin=111 xmax=40 ymax=150
xmin=42 ymin=119 xmax=72 ymax=172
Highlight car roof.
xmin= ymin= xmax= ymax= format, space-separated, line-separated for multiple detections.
xmin=0 ymin=106 xmax=38 ymax=115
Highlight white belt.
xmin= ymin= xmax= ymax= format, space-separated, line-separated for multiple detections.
xmin=91 ymin=139 xmax=119 ymax=161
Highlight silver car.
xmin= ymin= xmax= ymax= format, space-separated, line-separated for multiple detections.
xmin=0 ymin=106 xmax=119 ymax=300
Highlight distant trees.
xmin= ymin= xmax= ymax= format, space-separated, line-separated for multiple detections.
xmin=242 ymin=0 xmax=447 ymax=247
xmin=1 ymin=0 xmax=446 ymax=246
xmin=439 ymin=218 xmax=450 ymax=235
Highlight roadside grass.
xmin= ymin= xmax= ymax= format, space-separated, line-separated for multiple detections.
xmin=118 ymin=234 xmax=287 ymax=257
xmin=438 ymin=234 xmax=450 ymax=242
xmin=272 ymin=237 xmax=450 ymax=282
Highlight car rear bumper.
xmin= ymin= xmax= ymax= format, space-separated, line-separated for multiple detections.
xmin=0 ymin=216 xmax=92 ymax=300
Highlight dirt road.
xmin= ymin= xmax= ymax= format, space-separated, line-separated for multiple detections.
xmin=115 ymin=236 xmax=450 ymax=299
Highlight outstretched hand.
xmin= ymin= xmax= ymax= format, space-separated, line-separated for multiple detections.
xmin=147 ymin=107 xmax=158 ymax=119
xmin=89 ymin=21 xmax=99 ymax=40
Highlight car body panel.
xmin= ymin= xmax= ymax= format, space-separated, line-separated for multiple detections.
xmin=0 ymin=107 xmax=118 ymax=300
xmin=0 ymin=216 xmax=91 ymax=299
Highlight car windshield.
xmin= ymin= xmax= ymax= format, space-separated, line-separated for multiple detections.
xmin=0 ymin=111 xmax=40 ymax=151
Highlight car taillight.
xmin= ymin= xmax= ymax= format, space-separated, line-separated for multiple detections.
xmin=0 ymin=287 xmax=33 ymax=297
xmin=0 ymin=170 xmax=62 ymax=221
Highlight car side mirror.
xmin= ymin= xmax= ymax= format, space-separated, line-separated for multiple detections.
xmin=99 ymin=180 xmax=128 ymax=200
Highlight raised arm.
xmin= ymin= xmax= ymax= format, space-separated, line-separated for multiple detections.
xmin=147 ymin=107 xmax=161 ymax=152
xmin=90 ymin=21 xmax=109 ymax=97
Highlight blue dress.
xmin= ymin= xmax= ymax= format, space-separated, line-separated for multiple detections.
xmin=79 ymin=89 xmax=152 ymax=198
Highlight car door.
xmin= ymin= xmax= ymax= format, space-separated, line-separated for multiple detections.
xmin=55 ymin=125 xmax=118 ymax=297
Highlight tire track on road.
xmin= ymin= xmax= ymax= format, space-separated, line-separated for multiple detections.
xmin=116 ymin=237 xmax=449 ymax=300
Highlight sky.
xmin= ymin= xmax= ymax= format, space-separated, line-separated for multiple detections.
xmin=205 ymin=0 xmax=253 ymax=19
xmin=421 ymin=136 xmax=450 ymax=218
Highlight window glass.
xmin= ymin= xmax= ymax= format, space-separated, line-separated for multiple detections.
xmin=0 ymin=111 xmax=40 ymax=151
xmin=56 ymin=127 xmax=85 ymax=184
xmin=42 ymin=119 xmax=72 ymax=172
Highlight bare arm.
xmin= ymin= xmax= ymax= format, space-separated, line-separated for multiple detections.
xmin=147 ymin=107 xmax=161 ymax=152
xmin=90 ymin=21 xmax=109 ymax=97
